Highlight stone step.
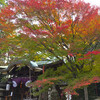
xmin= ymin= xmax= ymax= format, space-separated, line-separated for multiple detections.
xmin=0 ymin=88 xmax=6 ymax=91
xmin=0 ymin=92 xmax=3 ymax=96
xmin=95 ymin=97 xmax=100 ymax=100
xmin=0 ymin=83 xmax=6 ymax=88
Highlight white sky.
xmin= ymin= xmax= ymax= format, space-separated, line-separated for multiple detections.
xmin=84 ymin=0 xmax=100 ymax=6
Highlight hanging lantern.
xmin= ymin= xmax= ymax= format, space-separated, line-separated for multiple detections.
xmin=6 ymin=84 xmax=10 ymax=91
xmin=25 ymin=80 xmax=31 ymax=87
xmin=10 ymin=92 xmax=13 ymax=96
xmin=12 ymin=81 xmax=17 ymax=87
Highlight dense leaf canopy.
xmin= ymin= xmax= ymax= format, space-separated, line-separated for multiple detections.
xmin=0 ymin=0 xmax=100 ymax=95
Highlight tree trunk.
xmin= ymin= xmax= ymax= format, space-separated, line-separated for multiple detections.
xmin=42 ymin=91 xmax=48 ymax=100
xmin=84 ymin=86 xmax=88 ymax=100
xmin=39 ymin=93 xmax=42 ymax=100
xmin=55 ymin=85 xmax=66 ymax=100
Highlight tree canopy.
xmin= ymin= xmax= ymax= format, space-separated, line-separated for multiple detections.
xmin=0 ymin=0 xmax=100 ymax=96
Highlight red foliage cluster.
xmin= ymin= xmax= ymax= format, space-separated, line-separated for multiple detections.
xmin=78 ymin=50 xmax=100 ymax=60
xmin=30 ymin=77 xmax=63 ymax=88
xmin=0 ymin=0 xmax=98 ymax=40
xmin=73 ymin=76 xmax=100 ymax=89
xmin=84 ymin=50 xmax=100 ymax=56
xmin=20 ymin=26 xmax=53 ymax=39
xmin=56 ymin=25 xmax=69 ymax=32
xmin=0 ymin=6 xmax=15 ymax=18
xmin=64 ymin=76 xmax=100 ymax=95
xmin=78 ymin=57 xmax=91 ymax=60
xmin=64 ymin=87 xmax=79 ymax=96
xmin=10 ymin=0 xmax=66 ymax=10
xmin=68 ymin=53 xmax=74 ymax=57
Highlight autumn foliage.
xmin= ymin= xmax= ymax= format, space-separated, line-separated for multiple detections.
xmin=30 ymin=77 xmax=63 ymax=88
xmin=64 ymin=76 xmax=100 ymax=95
xmin=0 ymin=0 xmax=100 ymax=96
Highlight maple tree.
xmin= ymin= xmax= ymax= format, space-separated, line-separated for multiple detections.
xmin=0 ymin=0 xmax=100 ymax=99
xmin=0 ymin=0 xmax=9 ymax=65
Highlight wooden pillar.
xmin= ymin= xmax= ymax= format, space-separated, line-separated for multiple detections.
xmin=9 ymin=96 xmax=12 ymax=100
xmin=5 ymin=96 xmax=7 ymax=100
xmin=42 ymin=92 xmax=48 ymax=100
xmin=39 ymin=93 xmax=42 ymax=100
xmin=21 ymin=93 xmax=23 ymax=100
xmin=84 ymin=86 xmax=88 ymax=100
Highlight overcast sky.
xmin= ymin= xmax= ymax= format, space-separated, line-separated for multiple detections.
xmin=84 ymin=0 xmax=100 ymax=6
